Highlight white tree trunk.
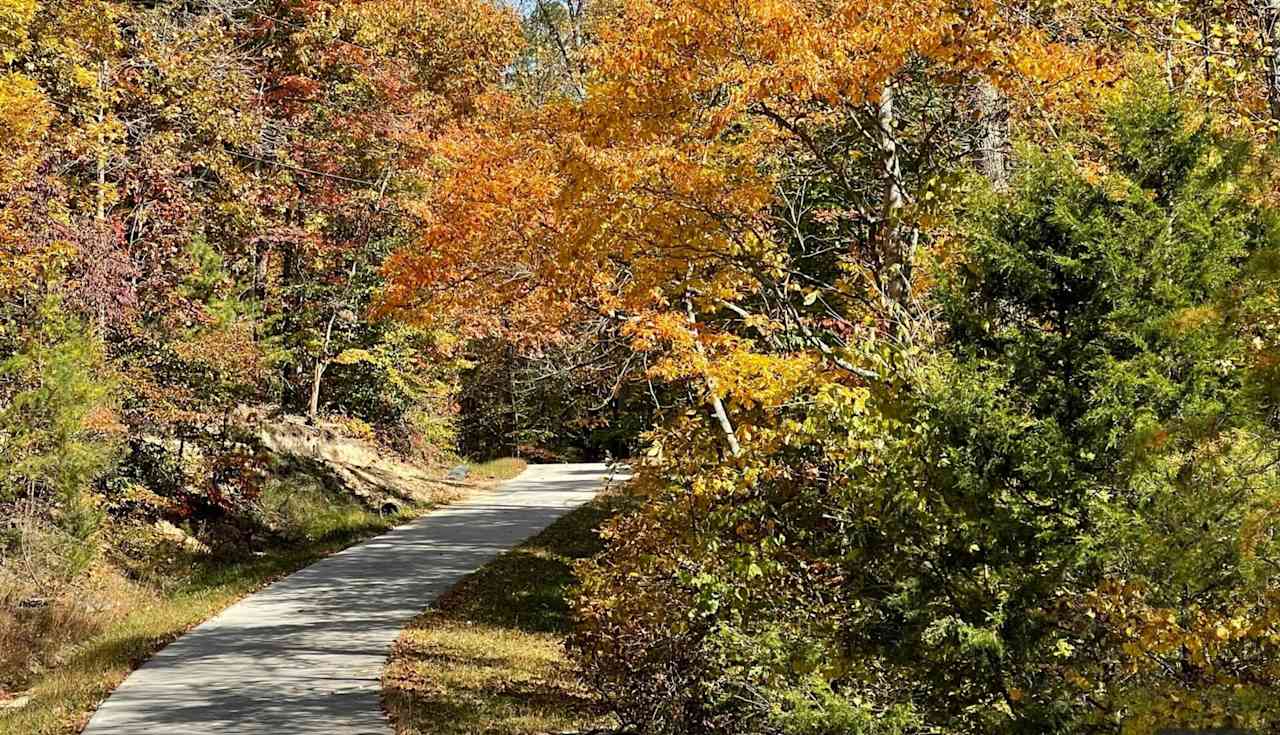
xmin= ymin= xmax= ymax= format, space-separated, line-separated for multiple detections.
xmin=977 ymin=78 xmax=1008 ymax=188
xmin=308 ymin=359 xmax=326 ymax=422
xmin=878 ymin=83 xmax=910 ymax=309
xmin=308 ymin=311 xmax=338 ymax=422
xmin=685 ymin=300 xmax=741 ymax=457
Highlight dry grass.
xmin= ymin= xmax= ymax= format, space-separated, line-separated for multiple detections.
xmin=383 ymin=494 xmax=626 ymax=735
xmin=258 ymin=416 xmax=528 ymax=508
xmin=0 ymin=522 xmax=391 ymax=735
xmin=0 ymin=456 xmax=529 ymax=735
xmin=0 ymin=567 xmax=141 ymax=698
xmin=1 ymin=520 xmax=103 ymax=695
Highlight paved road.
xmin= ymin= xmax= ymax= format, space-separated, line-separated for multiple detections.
xmin=84 ymin=463 xmax=622 ymax=735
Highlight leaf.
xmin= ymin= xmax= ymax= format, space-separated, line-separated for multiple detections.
xmin=333 ymin=348 xmax=376 ymax=366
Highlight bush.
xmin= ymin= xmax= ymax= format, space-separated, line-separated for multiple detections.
xmin=107 ymin=439 xmax=267 ymax=528
xmin=570 ymin=88 xmax=1280 ymax=734
xmin=317 ymin=323 xmax=463 ymax=459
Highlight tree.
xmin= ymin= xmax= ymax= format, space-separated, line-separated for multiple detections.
xmin=0 ymin=0 xmax=525 ymax=554
xmin=920 ymin=87 xmax=1280 ymax=732
xmin=0 ymin=298 xmax=117 ymax=544
xmin=572 ymin=82 xmax=1280 ymax=735
xmin=383 ymin=0 xmax=1113 ymax=464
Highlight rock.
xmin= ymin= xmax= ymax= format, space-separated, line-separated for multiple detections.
xmin=446 ymin=464 xmax=469 ymax=481
xmin=155 ymin=520 xmax=210 ymax=554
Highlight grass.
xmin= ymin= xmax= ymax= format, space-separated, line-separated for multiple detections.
xmin=383 ymin=492 xmax=629 ymax=735
xmin=467 ymin=458 xmax=529 ymax=483
xmin=256 ymin=472 xmax=393 ymax=541
xmin=0 ymin=458 xmax=529 ymax=735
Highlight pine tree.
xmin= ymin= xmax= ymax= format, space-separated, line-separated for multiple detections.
xmin=0 ymin=297 xmax=116 ymax=545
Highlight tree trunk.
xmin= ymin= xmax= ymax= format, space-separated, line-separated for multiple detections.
xmin=96 ymin=60 xmax=108 ymax=223
xmin=685 ymin=299 xmax=741 ymax=458
xmin=707 ymin=387 xmax=742 ymax=458
xmin=308 ymin=310 xmax=338 ymax=423
xmin=307 ymin=359 xmax=326 ymax=422
xmin=509 ymin=342 xmax=521 ymax=457
xmin=1264 ymin=0 xmax=1280 ymax=121
xmin=877 ymin=83 xmax=910 ymax=310
xmin=977 ymin=78 xmax=1008 ymax=188
xmin=253 ymin=243 xmax=270 ymax=304
xmin=278 ymin=208 xmax=303 ymax=410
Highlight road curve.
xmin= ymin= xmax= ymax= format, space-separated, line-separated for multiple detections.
xmin=84 ymin=463 xmax=622 ymax=735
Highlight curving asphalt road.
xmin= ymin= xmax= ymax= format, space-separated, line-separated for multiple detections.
xmin=83 ymin=462 xmax=622 ymax=735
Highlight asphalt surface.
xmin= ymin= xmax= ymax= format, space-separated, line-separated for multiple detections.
xmin=83 ymin=463 xmax=621 ymax=735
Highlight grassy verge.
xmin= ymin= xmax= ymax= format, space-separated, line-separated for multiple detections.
xmin=0 ymin=459 xmax=528 ymax=735
xmin=383 ymin=493 xmax=629 ymax=735
xmin=466 ymin=457 xmax=531 ymax=484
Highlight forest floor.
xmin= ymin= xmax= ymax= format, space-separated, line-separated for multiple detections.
xmin=0 ymin=420 xmax=526 ymax=735
xmin=383 ymin=490 xmax=634 ymax=735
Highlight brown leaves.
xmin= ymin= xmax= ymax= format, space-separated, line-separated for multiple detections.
xmin=265 ymin=75 xmax=322 ymax=105
xmin=63 ymin=219 xmax=138 ymax=331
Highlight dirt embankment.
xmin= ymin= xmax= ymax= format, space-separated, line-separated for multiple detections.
xmin=244 ymin=410 xmax=474 ymax=514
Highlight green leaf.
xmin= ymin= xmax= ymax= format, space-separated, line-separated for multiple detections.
xmin=332 ymin=348 xmax=375 ymax=366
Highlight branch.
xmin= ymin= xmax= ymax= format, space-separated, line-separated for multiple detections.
xmin=686 ymin=298 xmax=742 ymax=457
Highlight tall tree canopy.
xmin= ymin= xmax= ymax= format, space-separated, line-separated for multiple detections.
xmin=3 ymin=0 xmax=1280 ymax=732
xmin=0 ymin=0 xmax=522 ymax=531
xmin=382 ymin=1 xmax=1280 ymax=733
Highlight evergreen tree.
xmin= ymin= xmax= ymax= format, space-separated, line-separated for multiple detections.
xmin=0 ymin=297 xmax=116 ymax=546
xmin=901 ymin=84 xmax=1280 ymax=732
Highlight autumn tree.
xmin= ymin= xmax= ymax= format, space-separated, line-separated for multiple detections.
xmin=380 ymin=0 xmax=1280 ymax=733
xmin=565 ymin=78 xmax=1280 ymax=735
xmin=0 ymin=0 xmax=121 ymax=545
xmin=385 ymin=0 xmax=1113 ymax=462
xmin=229 ymin=0 xmax=520 ymax=422
xmin=1 ymin=0 xmax=525 ymax=529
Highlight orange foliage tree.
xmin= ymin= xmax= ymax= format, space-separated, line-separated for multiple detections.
xmin=383 ymin=0 xmax=1108 ymax=451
